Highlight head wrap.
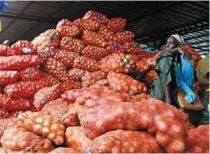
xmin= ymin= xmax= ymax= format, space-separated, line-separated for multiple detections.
xmin=170 ymin=34 xmax=185 ymax=45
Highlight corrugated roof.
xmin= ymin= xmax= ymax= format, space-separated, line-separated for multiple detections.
xmin=0 ymin=1 xmax=209 ymax=54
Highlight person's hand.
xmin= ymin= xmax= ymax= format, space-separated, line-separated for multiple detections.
xmin=184 ymin=93 xmax=196 ymax=103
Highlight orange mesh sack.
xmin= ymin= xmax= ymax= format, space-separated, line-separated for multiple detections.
xmin=0 ymin=45 xmax=10 ymax=56
xmin=56 ymin=19 xmax=80 ymax=38
xmin=44 ymin=58 xmax=69 ymax=82
xmin=37 ymin=46 xmax=57 ymax=64
xmin=107 ymin=71 xmax=147 ymax=95
xmin=49 ymin=147 xmax=78 ymax=153
xmin=41 ymin=98 xmax=79 ymax=127
xmin=68 ymin=68 xmax=87 ymax=81
xmin=83 ymin=98 xmax=188 ymax=153
xmin=107 ymin=18 xmax=126 ymax=32
xmin=82 ymin=30 xmax=107 ymax=47
xmin=0 ymin=55 xmax=41 ymax=71
xmin=33 ymin=84 xmax=62 ymax=110
xmin=0 ymin=71 xmax=19 ymax=85
xmin=60 ymin=37 xmax=84 ymax=53
xmin=122 ymin=42 xmax=141 ymax=54
xmin=99 ymin=53 xmax=129 ymax=73
xmin=98 ymin=25 xmax=117 ymax=42
xmin=18 ymin=111 xmax=65 ymax=146
xmin=81 ymin=71 xmax=107 ymax=87
xmin=54 ymin=50 xmax=80 ymax=68
xmin=83 ymin=10 xmax=108 ymax=25
xmin=31 ymin=29 xmax=61 ymax=48
xmin=1 ymin=128 xmax=54 ymax=153
xmin=185 ymin=124 xmax=209 ymax=153
xmin=81 ymin=45 xmax=111 ymax=61
xmin=88 ymin=130 xmax=162 ymax=153
xmin=65 ymin=126 xmax=92 ymax=152
xmin=74 ymin=18 xmax=100 ymax=31
xmin=115 ymin=31 xmax=135 ymax=43
xmin=10 ymin=40 xmax=38 ymax=55
xmin=73 ymin=56 xmax=99 ymax=72
xmin=4 ymin=78 xmax=50 ymax=98
xmin=0 ymin=94 xmax=30 ymax=112
xmin=19 ymin=67 xmax=43 ymax=81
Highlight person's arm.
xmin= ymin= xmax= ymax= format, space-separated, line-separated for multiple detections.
xmin=164 ymin=84 xmax=173 ymax=105
xmin=130 ymin=66 xmax=153 ymax=81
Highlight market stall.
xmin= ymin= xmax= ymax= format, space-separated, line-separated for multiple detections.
xmin=0 ymin=1 xmax=209 ymax=153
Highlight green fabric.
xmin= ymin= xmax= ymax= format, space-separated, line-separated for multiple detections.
xmin=150 ymin=51 xmax=173 ymax=100
xmin=199 ymin=90 xmax=209 ymax=125
xmin=150 ymin=51 xmax=179 ymax=107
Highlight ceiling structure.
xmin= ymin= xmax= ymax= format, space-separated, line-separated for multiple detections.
xmin=0 ymin=1 xmax=209 ymax=54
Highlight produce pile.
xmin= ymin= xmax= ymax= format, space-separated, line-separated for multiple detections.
xmin=0 ymin=10 xmax=208 ymax=153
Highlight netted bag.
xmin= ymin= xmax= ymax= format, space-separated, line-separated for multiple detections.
xmin=107 ymin=18 xmax=126 ymax=32
xmin=83 ymin=10 xmax=108 ymax=25
xmin=60 ymin=37 xmax=84 ymax=53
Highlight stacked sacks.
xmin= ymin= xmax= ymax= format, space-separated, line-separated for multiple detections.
xmin=0 ymin=10 xmax=205 ymax=153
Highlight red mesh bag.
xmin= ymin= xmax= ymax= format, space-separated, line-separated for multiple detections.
xmin=10 ymin=40 xmax=38 ymax=55
xmin=83 ymin=98 xmax=189 ymax=153
xmin=74 ymin=18 xmax=100 ymax=31
xmin=122 ymin=42 xmax=141 ymax=54
xmin=1 ymin=128 xmax=54 ymax=153
xmin=73 ymin=56 xmax=99 ymax=72
xmin=0 ymin=55 xmax=41 ymax=71
xmin=43 ymin=73 xmax=61 ymax=86
xmin=105 ymin=42 xmax=125 ymax=53
xmin=0 ymin=109 xmax=20 ymax=119
xmin=37 ymin=46 xmax=57 ymax=64
xmin=182 ymin=44 xmax=201 ymax=69
xmin=107 ymin=71 xmax=147 ymax=95
xmin=56 ymin=19 xmax=72 ymax=29
xmin=88 ymin=130 xmax=162 ymax=153
xmin=81 ymin=71 xmax=107 ymax=87
xmin=68 ymin=68 xmax=87 ymax=81
xmin=44 ymin=58 xmax=69 ymax=82
xmin=0 ymin=86 xmax=2 ymax=94
xmin=185 ymin=125 xmax=209 ymax=153
xmin=137 ymin=52 xmax=157 ymax=60
xmin=0 ymin=45 xmax=10 ymax=56
xmin=115 ymin=31 xmax=135 ymax=43
xmin=65 ymin=127 xmax=92 ymax=152
xmin=83 ymin=10 xmax=108 ymax=25
xmin=60 ymin=80 xmax=82 ymax=92
xmin=0 ymin=94 xmax=30 ymax=112
xmin=41 ymin=98 xmax=79 ymax=127
xmin=62 ymin=86 xmax=131 ymax=105
xmin=0 ymin=118 xmax=20 ymax=141
xmin=98 ymin=25 xmax=117 ymax=42
xmin=4 ymin=77 xmax=50 ymax=98
xmin=107 ymin=18 xmax=126 ymax=32
xmin=0 ymin=147 xmax=5 ymax=153
xmin=99 ymin=53 xmax=131 ymax=73
xmin=82 ymin=30 xmax=107 ymax=47
xmin=0 ymin=71 xmax=19 ymax=85
xmin=49 ymin=147 xmax=78 ymax=153
xmin=31 ymin=29 xmax=61 ymax=48
xmin=94 ymin=79 xmax=109 ymax=87
xmin=143 ymin=70 xmax=157 ymax=85
xmin=19 ymin=67 xmax=43 ymax=81
xmin=57 ymin=24 xmax=80 ymax=38
xmin=81 ymin=45 xmax=111 ymax=61
xmin=18 ymin=111 xmax=65 ymax=145
xmin=131 ymin=93 xmax=150 ymax=102
xmin=60 ymin=37 xmax=84 ymax=53
xmin=54 ymin=50 xmax=80 ymax=68
xmin=33 ymin=84 xmax=62 ymax=110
